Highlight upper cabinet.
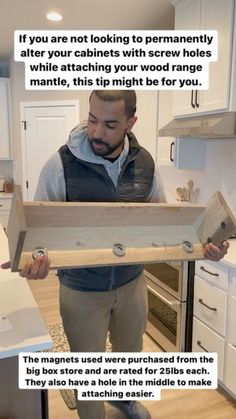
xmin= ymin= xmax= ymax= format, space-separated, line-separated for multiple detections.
xmin=157 ymin=90 xmax=206 ymax=169
xmin=172 ymin=0 xmax=234 ymax=117
xmin=0 ymin=78 xmax=12 ymax=160
xmin=157 ymin=90 xmax=175 ymax=167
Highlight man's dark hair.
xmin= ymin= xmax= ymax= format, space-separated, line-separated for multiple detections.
xmin=90 ymin=90 xmax=137 ymax=118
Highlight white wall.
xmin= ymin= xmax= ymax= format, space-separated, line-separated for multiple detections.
xmin=9 ymin=59 xmax=158 ymax=185
xmin=10 ymin=59 xmax=92 ymax=184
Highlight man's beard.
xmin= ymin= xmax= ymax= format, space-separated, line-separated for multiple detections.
xmin=89 ymin=136 xmax=126 ymax=157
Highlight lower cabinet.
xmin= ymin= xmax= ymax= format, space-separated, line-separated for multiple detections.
xmin=228 ymin=295 xmax=236 ymax=346
xmin=192 ymin=317 xmax=225 ymax=381
xmin=224 ymin=344 xmax=236 ymax=395
xmin=193 ymin=260 xmax=236 ymax=398
xmin=0 ymin=356 xmax=48 ymax=419
xmin=194 ymin=277 xmax=227 ymax=336
xmin=224 ymin=292 xmax=236 ymax=395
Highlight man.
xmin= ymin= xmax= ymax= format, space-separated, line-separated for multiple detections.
xmin=1 ymin=90 xmax=229 ymax=419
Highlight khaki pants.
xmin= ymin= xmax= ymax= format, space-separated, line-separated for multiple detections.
xmin=59 ymin=272 xmax=148 ymax=419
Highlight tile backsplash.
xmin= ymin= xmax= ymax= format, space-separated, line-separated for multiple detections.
xmin=158 ymin=138 xmax=236 ymax=217
xmin=0 ymin=161 xmax=13 ymax=182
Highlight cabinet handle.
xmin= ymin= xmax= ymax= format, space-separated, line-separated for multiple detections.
xmin=170 ymin=141 xmax=175 ymax=162
xmin=200 ymin=266 xmax=219 ymax=277
xmin=197 ymin=340 xmax=208 ymax=352
xmin=195 ymin=90 xmax=199 ymax=108
xmin=198 ymin=298 xmax=217 ymax=311
xmin=191 ymin=90 xmax=195 ymax=108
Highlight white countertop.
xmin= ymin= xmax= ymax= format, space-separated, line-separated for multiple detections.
xmin=221 ymin=239 xmax=236 ymax=269
xmin=0 ymin=192 xmax=12 ymax=199
xmin=0 ymin=224 xmax=52 ymax=359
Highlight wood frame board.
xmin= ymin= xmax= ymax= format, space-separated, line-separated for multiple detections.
xmin=7 ymin=186 xmax=236 ymax=272
xmin=7 ymin=186 xmax=27 ymax=272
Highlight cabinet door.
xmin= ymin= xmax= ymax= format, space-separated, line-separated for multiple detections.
xmin=173 ymin=0 xmax=201 ymax=117
xmin=157 ymin=90 xmax=175 ymax=166
xmin=157 ymin=137 xmax=175 ymax=166
xmin=228 ymin=295 xmax=236 ymax=347
xmin=198 ymin=0 xmax=233 ymax=113
xmin=195 ymin=260 xmax=229 ymax=291
xmin=0 ymin=79 xmax=11 ymax=159
xmin=173 ymin=0 xmax=233 ymax=117
xmin=192 ymin=317 xmax=225 ymax=381
xmin=231 ymin=271 xmax=236 ymax=297
xmin=194 ymin=276 xmax=227 ymax=337
xmin=157 ymin=89 xmax=206 ymax=168
xmin=0 ymin=357 xmax=47 ymax=419
xmin=133 ymin=91 xmax=158 ymax=160
xmin=224 ymin=344 xmax=236 ymax=396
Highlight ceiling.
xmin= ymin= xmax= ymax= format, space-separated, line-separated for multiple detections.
xmin=0 ymin=0 xmax=174 ymax=59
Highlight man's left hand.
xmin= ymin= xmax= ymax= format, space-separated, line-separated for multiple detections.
xmin=204 ymin=241 xmax=229 ymax=261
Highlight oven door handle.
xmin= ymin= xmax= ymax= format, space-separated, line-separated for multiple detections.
xmin=147 ymin=284 xmax=180 ymax=308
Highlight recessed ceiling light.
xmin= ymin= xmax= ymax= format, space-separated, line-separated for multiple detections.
xmin=46 ymin=12 xmax=63 ymax=21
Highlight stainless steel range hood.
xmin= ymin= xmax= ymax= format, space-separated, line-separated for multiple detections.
xmin=159 ymin=112 xmax=236 ymax=139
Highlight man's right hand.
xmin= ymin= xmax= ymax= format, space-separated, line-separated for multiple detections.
xmin=1 ymin=255 xmax=51 ymax=280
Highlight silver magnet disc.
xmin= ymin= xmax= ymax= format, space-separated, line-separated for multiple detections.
xmin=32 ymin=247 xmax=48 ymax=260
xmin=182 ymin=240 xmax=194 ymax=253
xmin=113 ymin=243 xmax=126 ymax=257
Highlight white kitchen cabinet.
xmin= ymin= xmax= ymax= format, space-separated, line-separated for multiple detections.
xmin=194 ymin=276 xmax=227 ymax=337
xmin=172 ymin=0 xmax=234 ymax=117
xmin=192 ymin=317 xmax=225 ymax=381
xmin=173 ymin=0 xmax=201 ymax=116
xmin=224 ymin=272 xmax=236 ymax=396
xmin=195 ymin=260 xmax=229 ymax=291
xmin=157 ymin=91 xmax=206 ymax=169
xmin=228 ymin=295 xmax=236 ymax=346
xmin=157 ymin=90 xmax=175 ymax=166
xmin=231 ymin=272 xmax=236 ymax=296
xmin=157 ymin=137 xmax=175 ymax=166
xmin=224 ymin=344 xmax=236 ymax=395
xmin=132 ymin=91 xmax=158 ymax=160
xmin=0 ymin=78 xmax=12 ymax=159
xmin=193 ymin=258 xmax=236 ymax=398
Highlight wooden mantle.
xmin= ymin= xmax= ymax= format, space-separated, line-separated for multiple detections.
xmin=7 ymin=186 xmax=236 ymax=272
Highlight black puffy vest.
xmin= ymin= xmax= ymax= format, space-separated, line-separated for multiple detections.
xmin=57 ymin=132 xmax=155 ymax=292
xmin=58 ymin=132 xmax=154 ymax=203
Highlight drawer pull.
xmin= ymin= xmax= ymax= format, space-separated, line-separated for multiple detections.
xmin=198 ymin=298 xmax=217 ymax=311
xmin=197 ymin=340 xmax=208 ymax=352
xmin=200 ymin=266 xmax=219 ymax=277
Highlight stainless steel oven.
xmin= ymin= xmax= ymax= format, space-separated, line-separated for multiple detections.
xmin=145 ymin=261 xmax=194 ymax=352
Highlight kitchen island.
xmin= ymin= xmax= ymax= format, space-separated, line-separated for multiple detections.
xmin=0 ymin=223 xmax=52 ymax=418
